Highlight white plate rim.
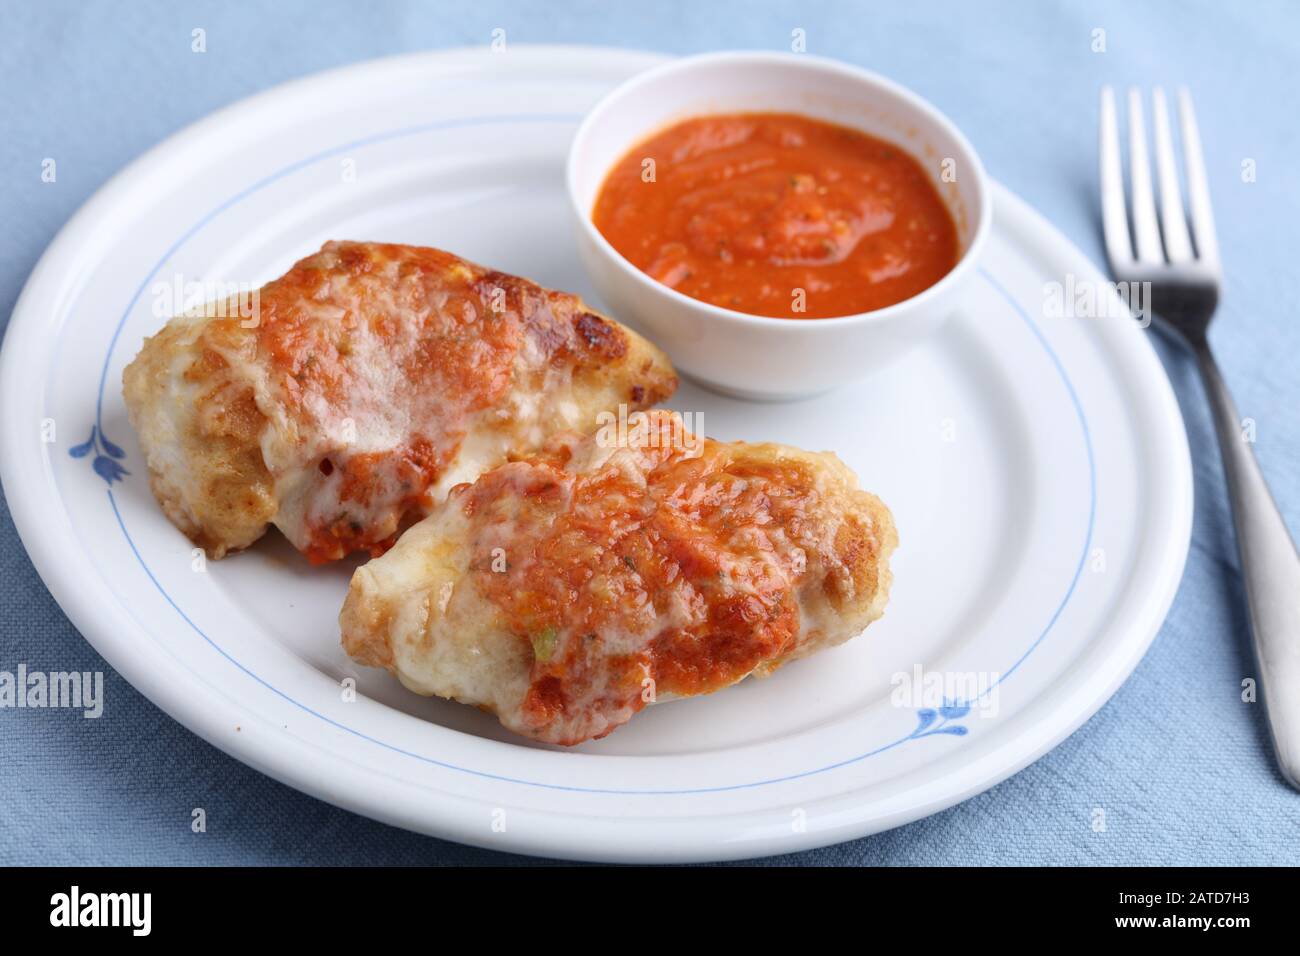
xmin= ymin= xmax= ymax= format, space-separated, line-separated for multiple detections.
xmin=0 ymin=45 xmax=1193 ymax=862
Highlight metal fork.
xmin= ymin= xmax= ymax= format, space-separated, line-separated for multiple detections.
xmin=1100 ymin=86 xmax=1300 ymax=790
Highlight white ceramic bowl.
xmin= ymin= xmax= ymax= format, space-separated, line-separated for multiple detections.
xmin=567 ymin=51 xmax=993 ymax=401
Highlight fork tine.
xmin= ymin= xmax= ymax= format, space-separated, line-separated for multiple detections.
xmin=1177 ymin=87 xmax=1220 ymax=267
xmin=1151 ymin=88 xmax=1194 ymax=263
xmin=1127 ymin=89 xmax=1164 ymax=263
xmin=1099 ymin=87 xmax=1133 ymax=269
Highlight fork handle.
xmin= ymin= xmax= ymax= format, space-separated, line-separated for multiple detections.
xmin=1195 ymin=342 xmax=1300 ymax=790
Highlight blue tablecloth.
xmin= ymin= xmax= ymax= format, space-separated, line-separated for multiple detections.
xmin=3 ymin=0 xmax=1298 ymax=865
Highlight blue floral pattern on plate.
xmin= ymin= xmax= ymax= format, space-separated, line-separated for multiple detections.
xmin=69 ymin=425 xmax=129 ymax=484
xmin=907 ymin=700 xmax=971 ymax=739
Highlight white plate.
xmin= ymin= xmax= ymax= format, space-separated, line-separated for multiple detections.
xmin=0 ymin=46 xmax=1192 ymax=862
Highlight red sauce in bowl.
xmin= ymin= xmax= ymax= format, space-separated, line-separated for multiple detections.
xmin=592 ymin=112 xmax=959 ymax=319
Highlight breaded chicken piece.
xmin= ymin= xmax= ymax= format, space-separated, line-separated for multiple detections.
xmin=341 ymin=410 xmax=897 ymax=745
xmin=122 ymin=242 xmax=677 ymax=562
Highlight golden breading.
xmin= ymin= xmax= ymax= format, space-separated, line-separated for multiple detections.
xmin=341 ymin=410 xmax=897 ymax=745
xmin=122 ymin=242 xmax=677 ymax=562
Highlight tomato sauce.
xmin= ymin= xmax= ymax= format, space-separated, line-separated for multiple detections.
xmin=592 ymin=112 xmax=959 ymax=318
